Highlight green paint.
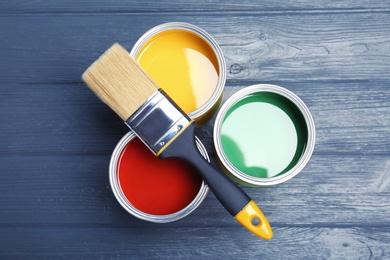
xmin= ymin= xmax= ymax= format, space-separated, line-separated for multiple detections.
xmin=221 ymin=92 xmax=307 ymax=178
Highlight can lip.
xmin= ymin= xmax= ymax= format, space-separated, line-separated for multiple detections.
xmin=213 ymin=84 xmax=316 ymax=186
xmin=130 ymin=22 xmax=226 ymax=122
xmin=109 ymin=131 xmax=209 ymax=223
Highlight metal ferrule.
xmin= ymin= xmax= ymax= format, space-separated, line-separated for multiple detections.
xmin=125 ymin=90 xmax=191 ymax=154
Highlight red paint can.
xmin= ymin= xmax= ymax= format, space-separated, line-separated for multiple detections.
xmin=109 ymin=131 xmax=209 ymax=222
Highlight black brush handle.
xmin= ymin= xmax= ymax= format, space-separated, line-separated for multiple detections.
xmin=159 ymin=122 xmax=272 ymax=239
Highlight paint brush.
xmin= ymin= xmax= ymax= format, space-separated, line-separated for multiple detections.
xmin=82 ymin=43 xmax=273 ymax=240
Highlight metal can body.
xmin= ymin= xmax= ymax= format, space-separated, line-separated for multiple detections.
xmin=130 ymin=22 xmax=226 ymax=125
xmin=213 ymin=84 xmax=316 ymax=186
xmin=110 ymin=132 xmax=209 ymax=223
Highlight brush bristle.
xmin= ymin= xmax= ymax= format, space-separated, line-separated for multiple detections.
xmin=82 ymin=43 xmax=159 ymax=121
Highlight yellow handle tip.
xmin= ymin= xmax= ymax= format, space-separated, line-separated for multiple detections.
xmin=235 ymin=200 xmax=273 ymax=240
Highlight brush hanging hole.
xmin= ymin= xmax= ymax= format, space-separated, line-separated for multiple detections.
xmin=251 ymin=216 xmax=261 ymax=226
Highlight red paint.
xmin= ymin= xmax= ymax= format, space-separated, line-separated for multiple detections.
xmin=117 ymin=137 xmax=203 ymax=215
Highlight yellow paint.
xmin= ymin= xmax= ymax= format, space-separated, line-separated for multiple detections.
xmin=135 ymin=30 xmax=219 ymax=114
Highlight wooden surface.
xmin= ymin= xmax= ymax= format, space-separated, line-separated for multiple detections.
xmin=1 ymin=1 xmax=389 ymax=259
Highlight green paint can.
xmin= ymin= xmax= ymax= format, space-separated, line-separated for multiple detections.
xmin=213 ymin=84 xmax=315 ymax=186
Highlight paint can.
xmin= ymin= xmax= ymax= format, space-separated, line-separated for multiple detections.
xmin=110 ymin=131 xmax=209 ymax=223
xmin=130 ymin=22 xmax=226 ymax=124
xmin=213 ymin=84 xmax=316 ymax=186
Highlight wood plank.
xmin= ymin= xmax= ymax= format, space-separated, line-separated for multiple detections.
xmin=0 ymin=13 xmax=390 ymax=83
xmin=0 ymin=154 xmax=388 ymax=226
xmin=0 ymin=82 xmax=127 ymax=155
xmin=1 ymin=1 xmax=389 ymax=258
xmin=0 ymin=226 xmax=388 ymax=259
xmin=1 ymin=82 xmax=389 ymax=155
xmin=1 ymin=0 xmax=389 ymax=13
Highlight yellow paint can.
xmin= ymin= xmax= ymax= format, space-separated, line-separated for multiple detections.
xmin=131 ymin=22 xmax=226 ymax=124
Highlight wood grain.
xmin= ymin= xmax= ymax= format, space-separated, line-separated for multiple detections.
xmin=1 ymin=1 xmax=389 ymax=259
xmin=0 ymin=154 xmax=389 ymax=226
xmin=1 ymin=0 xmax=389 ymax=13
xmin=1 ymin=83 xmax=389 ymax=155
xmin=0 ymin=13 xmax=389 ymax=84
xmin=0 ymin=227 xmax=389 ymax=259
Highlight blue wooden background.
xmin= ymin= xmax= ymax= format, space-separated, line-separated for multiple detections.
xmin=1 ymin=1 xmax=389 ymax=259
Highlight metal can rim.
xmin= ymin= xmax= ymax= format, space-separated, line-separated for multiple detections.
xmin=130 ymin=22 xmax=226 ymax=122
xmin=213 ymin=84 xmax=316 ymax=186
xmin=109 ymin=131 xmax=210 ymax=223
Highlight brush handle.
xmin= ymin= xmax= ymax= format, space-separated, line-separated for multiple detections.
xmin=159 ymin=123 xmax=273 ymax=240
